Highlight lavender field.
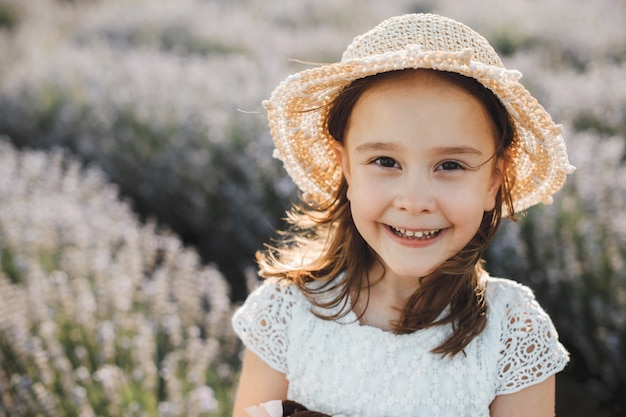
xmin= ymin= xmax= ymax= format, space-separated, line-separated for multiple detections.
xmin=0 ymin=0 xmax=624 ymax=415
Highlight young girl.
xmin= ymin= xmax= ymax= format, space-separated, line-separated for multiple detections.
xmin=231 ymin=13 xmax=574 ymax=417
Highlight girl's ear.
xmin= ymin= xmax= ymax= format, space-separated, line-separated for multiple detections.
xmin=333 ymin=141 xmax=351 ymax=185
xmin=484 ymin=158 xmax=504 ymax=212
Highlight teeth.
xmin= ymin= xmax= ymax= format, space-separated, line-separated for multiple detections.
xmin=391 ymin=226 xmax=440 ymax=239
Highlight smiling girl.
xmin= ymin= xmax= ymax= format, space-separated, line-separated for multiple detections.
xmin=231 ymin=13 xmax=574 ymax=417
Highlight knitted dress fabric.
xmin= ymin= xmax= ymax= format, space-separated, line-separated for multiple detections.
xmin=232 ymin=276 xmax=569 ymax=417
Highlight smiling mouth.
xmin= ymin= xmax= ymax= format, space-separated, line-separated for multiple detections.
xmin=390 ymin=226 xmax=442 ymax=240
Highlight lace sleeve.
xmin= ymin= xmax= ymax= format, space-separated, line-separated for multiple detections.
xmin=231 ymin=280 xmax=297 ymax=374
xmin=495 ymin=283 xmax=569 ymax=395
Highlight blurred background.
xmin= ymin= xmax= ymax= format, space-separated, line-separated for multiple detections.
xmin=0 ymin=0 xmax=623 ymax=415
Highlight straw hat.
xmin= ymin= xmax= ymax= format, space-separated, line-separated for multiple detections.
xmin=263 ymin=13 xmax=574 ymax=213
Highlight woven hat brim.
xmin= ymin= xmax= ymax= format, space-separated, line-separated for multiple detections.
xmin=264 ymin=46 xmax=575 ymax=213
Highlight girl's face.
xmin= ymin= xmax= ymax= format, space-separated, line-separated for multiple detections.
xmin=335 ymin=72 xmax=502 ymax=283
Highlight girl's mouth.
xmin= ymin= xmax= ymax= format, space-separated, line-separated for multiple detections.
xmin=390 ymin=226 xmax=442 ymax=240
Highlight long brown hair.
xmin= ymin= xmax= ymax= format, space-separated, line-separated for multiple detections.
xmin=257 ymin=69 xmax=516 ymax=356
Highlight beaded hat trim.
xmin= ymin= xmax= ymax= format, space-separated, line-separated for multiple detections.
xmin=263 ymin=13 xmax=574 ymax=212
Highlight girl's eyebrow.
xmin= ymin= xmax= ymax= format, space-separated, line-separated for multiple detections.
xmin=355 ymin=142 xmax=401 ymax=152
xmin=431 ymin=146 xmax=484 ymax=156
xmin=355 ymin=142 xmax=484 ymax=156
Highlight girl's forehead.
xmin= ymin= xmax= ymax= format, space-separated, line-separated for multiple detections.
xmin=348 ymin=70 xmax=500 ymax=143
xmin=346 ymin=74 xmax=499 ymax=152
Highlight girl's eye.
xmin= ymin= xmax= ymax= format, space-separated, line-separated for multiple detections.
xmin=373 ymin=157 xmax=399 ymax=168
xmin=438 ymin=161 xmax=464 ymax=171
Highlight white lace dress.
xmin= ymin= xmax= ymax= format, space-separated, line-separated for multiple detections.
xmin=232 ymin=275 xmax=569 ymax=417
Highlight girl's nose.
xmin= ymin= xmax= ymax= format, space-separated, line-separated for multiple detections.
xmin=393 ymin=174 xmax=436 ymax=215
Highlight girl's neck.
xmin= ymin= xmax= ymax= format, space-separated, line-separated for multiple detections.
xmin=368 ymin=261 xmax=423 ymax=301
xmin=352 ymin=262 xmax=424 ymax=330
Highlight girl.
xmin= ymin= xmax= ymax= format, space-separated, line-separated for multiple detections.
xmin=232 ymin=13 xmax=574 ymax=417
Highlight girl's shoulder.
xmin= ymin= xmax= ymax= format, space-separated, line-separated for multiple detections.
xmin=234 ymin=277 xmax=305 ymax=320
xmin=483 ymin=275 xmax=556 ymax=333
xmin=484 ymin=275 xmax=539 ymax=313
xmin=483 ymin=275 xmax=570 ymax=394
xmin=231 ymin=277 xmax=305 ymax=373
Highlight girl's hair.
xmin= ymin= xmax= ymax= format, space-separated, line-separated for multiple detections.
xmin=257 ymin=69 xmax=516 ymax=357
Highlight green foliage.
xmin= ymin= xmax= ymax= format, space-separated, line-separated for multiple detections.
xmin=0 ymin=140 xmax=240 ymax=416
xmin=0 ymin=2 xmax=19 ymax=30
xmin=573 ymin=113 xmax=626 ymax=137
xmin=490 ymin=29 xmax=539 ymax=56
